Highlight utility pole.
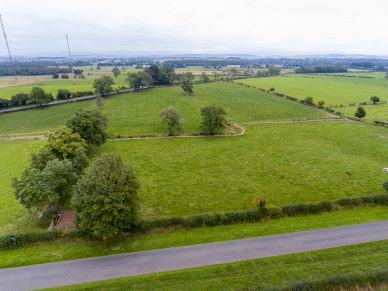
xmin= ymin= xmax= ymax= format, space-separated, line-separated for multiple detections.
xmin=0 ymin=14 xmax=16 ymax=80
xmin=66 ymin=33 xmax=72 ymax=62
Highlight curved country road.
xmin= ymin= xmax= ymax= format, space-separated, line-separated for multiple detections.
xmin=0 ymin=221 xmax=388 ymax=290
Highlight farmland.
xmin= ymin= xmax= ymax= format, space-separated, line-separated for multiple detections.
xmin=0 ymin=73 xmax=387 ymax=289
xmin=0 ymin=82 xmax=324 ymax=136
xmin=99 ymin=121 xmax=388 ymax=217
xmin=239 ymin=74 xmax=388 ymax=105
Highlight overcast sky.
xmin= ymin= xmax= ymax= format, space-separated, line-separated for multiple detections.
xmin=1 ymin=0 xmax=388 ymax=57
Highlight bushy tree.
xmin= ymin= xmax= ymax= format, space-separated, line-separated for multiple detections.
xmin=10 ymin=93 xmax=29 ymax=106
xmin=112 ymin=67 xmax=121 ymax=77
xmin=370 ymin=96 xmax=380 ymax=104
xmin=56 ymin=89 xmax=72 ymax=100
xmin=52 ymin=74 xmax=59 ymax=79
xmin=61 ymin=74 xmax=69 ymax=79
xmin=200 ymin=106 xmax=227 ymax=135
xmin=160 ymin=107 xmax=182 ymax=136
xmin=66 ymin=110 xmax=108 ymax=146
xmin=354 ymin=106 xmax=366 ymax=119
xmin=302 ymin=96 xmax=314 ymax=105
xmin=29 ymin=87 xmax=53 ymax=105
xmin=45 ymin=127 xmax=87 ymax=159
xmin=72 ymin=154 xmax=140 ymax=239
xmin=13 ymin=159 xmax=77 ymax=219
xmin=268 ymin=66 xmax=281 ymax=76
xmin=181 ymin=72 xmax=194 ymax=94
xmin=73 ymin=69 xmax=84 ymax=78
xmin=93 ymin=75 xmax=114 ymax=96
xmin=145 ymin=64 xmax=175 ymax=85
xmin=201 ymin=72 xmax=210 ymax=82
xmin=127 ymin=71 xmax=153 ymax=89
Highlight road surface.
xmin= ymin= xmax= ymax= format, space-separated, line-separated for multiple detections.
xmin=0 ymin=220 xmax=387 ymax=290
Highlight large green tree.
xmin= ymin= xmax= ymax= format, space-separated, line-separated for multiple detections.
xmin=72 ymin=154 xmax=140 ymax=239
xmin=13 ymin=159 xmax=77 ymax=219
xmin=66 ymin=110 xmax=108 ymax=146
xmin=93 ymin=75 xmax=115 ymax=96
xmin=45 ymin=127 xmax=87 ymax=159
xmin=200 ymin=106 xmax=227 ymax=135
xmin=127 ymin=71 xmax=153 ymax=89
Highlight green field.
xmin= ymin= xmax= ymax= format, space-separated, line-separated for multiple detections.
xmin=0 ymin=82 xmax=324 ymax=136
xmin=45 ymin=240 xmax=388 ymax=290
xmin=0 ymin=76 xmax=128 ymax=99
xmin=240 ymin=74 xmax=388 ymax=105
xmin=2 ymin=206 xmax=388 ymax=268
xmin=338 ymin=104 xmax=388 ymax=122
xmin=97 ymin=121 xmax=388 ymax=217
xmin=0 ymin=140 xmax=45 ymax=234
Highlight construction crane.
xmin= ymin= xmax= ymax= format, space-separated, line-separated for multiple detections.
xmin=0 ymin=14 xmax=16 ymax=80
xmin=0 ymin=14 xmax=12 ymax=62
xmin=66 ymin=33 xmax=72 ymax=62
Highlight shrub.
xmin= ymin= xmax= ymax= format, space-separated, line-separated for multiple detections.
xmin=160 ymin=107 xmax=183 ymax=136
xmin=0 ymin=231 xmax=61 ymax=250
xmin=10 ymin=93 xmax=29 ymax=106
xmin=337 ymin=197 xmax=362 ymax=207
xmin=56 ymin=89 xmax=72 ymax=100
xmin=384 ymin=181 xmax=388 ymax=192
xmin=255 ymin=197 xmax=266 ymax=209
xmin=61 ymin=74 xmax=69 ymax=79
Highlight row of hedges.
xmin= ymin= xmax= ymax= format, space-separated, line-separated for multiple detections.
xmin=1 ymin=194 xmax=387 ymax=249
xmin=265 ymin=268 xmax=388 ymax=291
xmin=0 ymin=230 xmax=61 ymax=250
xmin=137 ymin=194 xmax=388 ymax=232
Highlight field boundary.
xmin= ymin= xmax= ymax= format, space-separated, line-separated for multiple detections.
xmin=0 ymin=117 xmax=349 ymax=141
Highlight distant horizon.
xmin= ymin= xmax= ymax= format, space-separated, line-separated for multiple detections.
xmin=1 ymin=0 xmax=388 ymax=58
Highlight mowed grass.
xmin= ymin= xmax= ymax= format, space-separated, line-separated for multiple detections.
xmin=99 ymin=121 xmax=388 ymax=217
xmin=338 ymin=104 xmax=388 ymax=122
xmin=1 ymin=206 xmax=388 ymax=268
xmin=0 ymin=140 xmax=45 ymax=234
xmin=46 ymin=240 xmax=388 ymax=291
xmin=0 ymin=82 xmax=323 ymax=136
xmin=240 ymin=74 xmax=388 ymax=105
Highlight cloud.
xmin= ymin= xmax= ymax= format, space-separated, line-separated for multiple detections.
xmin=1 ymin=0 xmax=388 ymax=56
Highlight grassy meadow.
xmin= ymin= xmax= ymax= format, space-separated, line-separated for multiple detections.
xmin=0 ymin=139 xmax=45 ymax=234
xmin=0 ymin=82 xmax=324 ymax=136
xmin=339 ymin=103 xmax=388 ymax=122
xmin=240 ymin=74 xmax=388 ymax=105
xmin=97 ymin=121 xmax=388 ymax=217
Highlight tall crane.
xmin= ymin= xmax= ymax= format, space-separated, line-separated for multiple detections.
xmin=0 ymin=14 xmax=13 ymax=62
xmin=0 ymin=14 xmax=16 ymax=80
xmin=66 ymin=33 xmax=72 ymax=62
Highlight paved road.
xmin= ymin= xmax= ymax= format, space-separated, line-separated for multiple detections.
xmin=1 ymin=221 xmax=388 ymax=291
